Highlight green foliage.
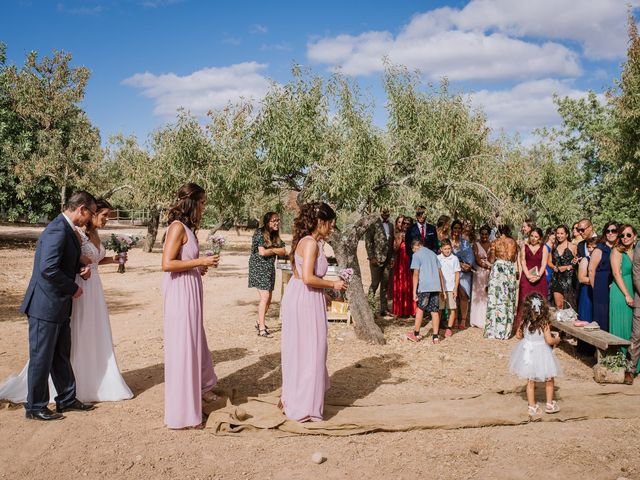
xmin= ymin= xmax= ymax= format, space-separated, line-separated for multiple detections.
xmin=0 ymin=45 xmax=100 ymax=217
xmin=598 ymin=351 xmax=631 ymax=371
xmin=384 ymin=65 xmax=516 ymax=224
xmin=551 ymin=11 xmax=640 ymax=229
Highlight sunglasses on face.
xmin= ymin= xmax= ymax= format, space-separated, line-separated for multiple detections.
xmin=619 ymin=232 xmax=634 ymax=239
xmin=576 ymin=227 xmax=586 ymax=233
xmin=606 ymin=228 xmax=618 ymax=234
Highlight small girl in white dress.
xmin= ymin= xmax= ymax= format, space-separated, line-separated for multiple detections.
xmin=509 ymin=292 xmax=562 ymax=416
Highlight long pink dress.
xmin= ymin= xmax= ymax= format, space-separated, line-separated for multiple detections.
xmin=470 ymin=242 xmax=490 ymax=328
xmin=280 ymin=236 xmax=329 ymax=422
xmin=163 ymin=222 xmax=217 ymax=429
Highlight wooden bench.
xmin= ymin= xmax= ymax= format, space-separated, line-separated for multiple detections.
xmin=550 ymin=318 xmax=631 ymax=361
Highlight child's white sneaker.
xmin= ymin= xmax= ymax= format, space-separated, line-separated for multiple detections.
xmin=545 ymin=401 xmax=560 ymax=414
xmin=527 ymin=404 xmax=541 ymax=416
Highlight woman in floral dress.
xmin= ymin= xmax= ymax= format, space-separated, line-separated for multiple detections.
xmin=484 ymin=225 xmax=519 ymax=340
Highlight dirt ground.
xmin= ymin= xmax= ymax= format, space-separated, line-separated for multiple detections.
xmin=1 ymin=224 xmax=639 ymax=480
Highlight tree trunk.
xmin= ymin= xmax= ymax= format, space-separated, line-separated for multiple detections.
xmin=60 ymin=183 xmax=67 ymax=212
xmin=330 ymin=215 xmax=385 ymax=345
xmin=144 ymin=207 xmax=160 ymax=253
xmin=208 ymin=219 xmax=225 ymax=235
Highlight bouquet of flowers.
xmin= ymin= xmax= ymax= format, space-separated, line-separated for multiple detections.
xmin=336 ymin=267 xmax=354 ymax=301
xmin=204 ymin=233 xmax=226 ymax=257
xmin=104 ymin=233 xmax=140 ymax=273
xmin=339 ymin=268 xmax=354 ymax=283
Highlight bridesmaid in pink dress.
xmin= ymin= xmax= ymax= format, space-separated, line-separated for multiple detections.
xmin=280 ymin=202 xmax=346 ymax=422
xmin=162 ymin=183 xmax=219 ymax=429
xmin=470 ymin=225 xmax=492 ymax=328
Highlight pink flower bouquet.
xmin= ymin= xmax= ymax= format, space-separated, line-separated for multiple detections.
xmin=104 ymin=233 xmax=140 ymax=273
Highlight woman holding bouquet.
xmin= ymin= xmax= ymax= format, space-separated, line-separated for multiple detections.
xmin=161 ymin=183 xmax=219 ymax=429
xmin=248 ymin=212 xmax=286 ymax=338
xmin=515 ymin=227 xmax=549 ymax=332
xmin=0 ymin=198 xmax=133 ymax=403
xmin=280 ymin=202 xmax=346 ymax=422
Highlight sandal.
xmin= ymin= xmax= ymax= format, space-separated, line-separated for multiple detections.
xmin=432 ymin=334 xmax=440 ymax=344
xmin=444 ymin=328 xmax=453 ymax=338
xmin=545 ymin=401 xmax=560 ymax=414
xmin=258 ymin=329 xmax=273 ymax=338
xmin=202 ymin=390 xmax=218 ymax=403
xmin=528 ymin=404 xmax=541 ymax=416
xmin=255 ymin=323 xmax=271 ymax=335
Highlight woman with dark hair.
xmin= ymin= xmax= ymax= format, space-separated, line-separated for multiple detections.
xmin=470 ymin=225 xmax=492 ymax=328
xmin=161 ymin=183 xmax=219 ymax=429
xmin=548 ymin=225 xmax=578 ymax=310
xmin=248 ymin=212 xmax=286 ymax=337
xmin=451 ymin=219 xmax=474 ymax=329
xmin=0 ymin=198 xmax=133 ymax=404
xmin=484 ymin=224 xmax=518 ymax=339
xmin=392 ymin=215 xmax=416 ymax=317
xmin=280 ymin=202 xmax=346 ymax=422
xmin=609 ymin=225 xmax=637 ymax=347
xmin=543 ymin=227 xmax=556 ymax=290
xmin=572 ymin=222 xmax=583 ymax=246
xmin=516 ymin=227 xmax=549 ymax=332
xmin=589 ymin=221 xmax=619 ymax=331
xmin=435 ymin=215 xmax=451 ymax=253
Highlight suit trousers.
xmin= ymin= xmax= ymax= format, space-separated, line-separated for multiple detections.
xmin=26 ymin=316 xmax=76 ymax=413
xmin=369 ymin=261 xmax=391 ymax=314
xmin=629 ymin=307 xmax=640 ymax=373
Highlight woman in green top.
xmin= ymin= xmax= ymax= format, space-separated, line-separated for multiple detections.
xmin=248 ymin=212 xmax=286 ymax=338
xmin=609 ymin=225 xmax=637 ymax=363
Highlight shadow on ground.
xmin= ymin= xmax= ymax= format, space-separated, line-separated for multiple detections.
xmin=123 ymin=347 xmax=249 ymax=396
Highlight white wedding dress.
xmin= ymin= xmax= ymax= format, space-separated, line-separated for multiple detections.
xmin=0 ymin=231 xmax=133 ymax=403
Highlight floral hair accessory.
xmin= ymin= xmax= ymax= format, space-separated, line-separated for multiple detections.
xmin=531 ymin=296 xmax=542 ymax=314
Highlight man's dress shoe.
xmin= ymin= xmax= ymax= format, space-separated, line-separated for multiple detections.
xmin=56 ymin=399 xmax=95 ymax=413
xmin=26 ymin=407 xmax=64 ymax=421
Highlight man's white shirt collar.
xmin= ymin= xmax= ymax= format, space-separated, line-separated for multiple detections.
xmin=62 ymin=213 xmax=76 ymax=231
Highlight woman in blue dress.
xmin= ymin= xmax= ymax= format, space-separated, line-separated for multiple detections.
xmin=451 ymin=220 xmax=475 ymax=329
xmin=588 ymin=222 xmax=619 ymax=331
xmin=576 ymin=236 xmax=597 ymax=324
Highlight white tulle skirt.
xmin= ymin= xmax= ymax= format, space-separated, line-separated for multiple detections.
xmin=509 ymin=339 xmax=563 ymax=382
xmin=0 ymin=268 xmax=132 ymax=403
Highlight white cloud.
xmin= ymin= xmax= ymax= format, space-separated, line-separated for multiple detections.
xmin=308 ymin=0 xmax=637 ymax=79
xmin=308 ymin=29 xmax=580 ymax=80
xmin=250 ymin=24 xmax=268 ymax=34
xmin=469 ymin=79 xmax=597 ymax=134
xmin=454 ymin=0 xmax=639 ymax=60
xmin=123 ymin=62 xmax=271 ymax=117
xmin=57 ymin=2 xmax=104 ymax=15
xmin=141 ymin=0 xmax=184 ymax=8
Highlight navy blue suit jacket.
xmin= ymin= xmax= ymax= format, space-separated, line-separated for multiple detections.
xmin=405 ymin=222 xmax=438 ymax=256
xmin=20 ymin=214 xmax=81 ymax=323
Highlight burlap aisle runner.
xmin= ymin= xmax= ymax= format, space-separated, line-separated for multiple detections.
xmin=206 ymin=386 xmax=640 ymax=436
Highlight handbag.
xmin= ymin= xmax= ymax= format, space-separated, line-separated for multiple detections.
xmin=555 ymin=300 xmax=578 ymax=322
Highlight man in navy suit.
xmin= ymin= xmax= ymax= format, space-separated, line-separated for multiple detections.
xmin=405 ymin=205 xmax=437 ymax=257
xmin=21 ymin=191 xmax=97 ymax=420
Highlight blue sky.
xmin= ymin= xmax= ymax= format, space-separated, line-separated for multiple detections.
xmin=3 ymin=0 xmax=637 ymax=144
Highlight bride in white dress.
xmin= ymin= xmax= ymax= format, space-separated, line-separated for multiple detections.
xmin=0 ymin=199 xmax=133 ymax=403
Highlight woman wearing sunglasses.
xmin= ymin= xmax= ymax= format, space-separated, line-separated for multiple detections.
xmin=609 ymin=225 xmax=637 ymax=348
xmin=589 ymin=221 xmax=620 ymax=331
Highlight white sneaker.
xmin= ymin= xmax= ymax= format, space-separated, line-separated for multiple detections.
xmin=527 ymin=404 xmax=541 ymax=416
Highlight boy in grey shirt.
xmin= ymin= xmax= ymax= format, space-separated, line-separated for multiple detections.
xmin=407 ymin=239 xmax=446 ymax=343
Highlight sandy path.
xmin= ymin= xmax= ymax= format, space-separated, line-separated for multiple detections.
xmin=0 ymin=225 xmax=639 ymax=480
